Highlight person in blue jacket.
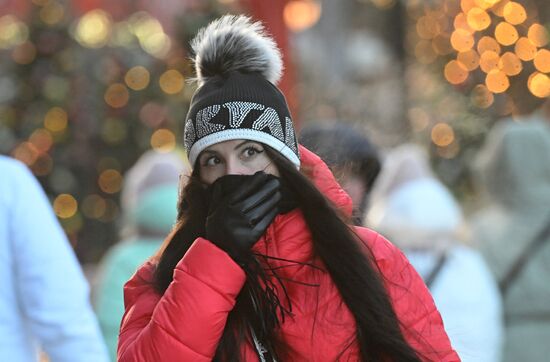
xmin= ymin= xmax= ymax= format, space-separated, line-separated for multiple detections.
xmin=0 ymin=155 xmax=108 ymax=362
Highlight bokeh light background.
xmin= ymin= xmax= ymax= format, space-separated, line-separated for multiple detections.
xmin=0 ymin=0 xmax=548 ymax=265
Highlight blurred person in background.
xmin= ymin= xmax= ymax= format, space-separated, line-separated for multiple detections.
xmin=116 ymin=15 xmax=458 ymax=361
xmin=299 ymin=123 xmax=381 ymax=225
xmin=365 ymin=144 xmax=503 ymax=362
xmin=0 ymin=155 xmax=108 ymax=362
xmin=94 ymin=149 xmax=190 ymax=361
xmin=470 ymin=117 xmax=550 ymax=362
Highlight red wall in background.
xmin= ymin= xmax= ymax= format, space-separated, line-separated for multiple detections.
xmin=0 ymin=0 xmax=184 ymax=34
xmin=243 ymin=0 xmax=299 ymax=125
xmin=0 ymin=0 xmax=30 ymax=17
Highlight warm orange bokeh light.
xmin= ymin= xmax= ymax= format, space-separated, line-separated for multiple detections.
xmin=498 ymin=52 xmax=522 ymax=76
xmin=29 ymin=128 xmax=53 ymax=153
xmin=12 ymin=142 xmax=38 ymax=166
xmin=98 ymin=169 xmax=123 ymax=194
xmin=503 ymin=2 xmax=526 ymax=25
xmin=467 ymin=8 xmax=491 ymax=31
xmin=457 ymin=49 xmax=480 ymax=70
xmin=515 ymin=37 xmax=538 ymax=61
xmin=451 ymin=29 xmax=475 ymax=52
xmin=125 ymin=66 xmax=150 ymax=91
xmin=454 ymin=13 xmax=475 ymax=34
xmin=283 ymin=0 xmax=322 ymax=32
xmin=495 ymin=22 xmax=519 ymax=46
xmin=471 ymin=84 xmax=494 ymax=108
xmin=150 ymin=129 xmax=176 ymax=153
xmin=490 ymin=0 xmax=510 ymax=17
xmin=486 ymin=70 xmax=510 ymax=93
xmin=528 ymin=72 xmax=550 ymax=98
xmin=478 ymin=36 xmax=501 ymax=54
xmin=104 ymin=83 xmax=129 ymax=108
xmin=431 ymin=123 xmax=455 ymax=147
xmin=460 ymin=0 xmax=476 ymax=13
xmin=534 ymin=49 xmax=550 ymax=73
xmin=159 ymin=69 xmax=184 ymax=95
xmin=53 ymin=194 xmax=78 ymax=219
xmin=444 ymin=60 xmax=469 ymax=84
xmin=44 ymin=107 xmax=68 ymax=132
xmin=417 ymin=15 xmax=441 ymax=39
xmin=528 ymin=24 xmax=549 ymax=47
xmin=479 ymin=50 xmax=500 ymax=73
xmin=474 ymin=0 xmax=500 ymax=10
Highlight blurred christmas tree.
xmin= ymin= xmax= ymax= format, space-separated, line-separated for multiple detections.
xmin=405 ymin=0 xmax=549 ymax=208
xmin=0 ymin=0 xmax=234 ymax=263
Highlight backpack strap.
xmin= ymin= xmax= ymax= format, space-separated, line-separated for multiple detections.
xmin=499 ymin=219 xmax=550 ymax=295
xmin=424 ymin=252 xmax=448 ymax=289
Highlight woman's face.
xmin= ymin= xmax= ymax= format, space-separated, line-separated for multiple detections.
xmin=197 ymin=140 xmax=279 ymax=184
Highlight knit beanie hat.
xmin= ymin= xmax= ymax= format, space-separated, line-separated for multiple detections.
xmin=184 ymin=15 xmax=300 ymax=168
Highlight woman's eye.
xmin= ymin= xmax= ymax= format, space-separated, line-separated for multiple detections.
xmin=242 ymin=146 xmax=263 ymax=158
xmin=202 ymin=156 xmax=220 ymax=167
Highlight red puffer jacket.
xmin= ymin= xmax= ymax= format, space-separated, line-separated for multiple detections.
xmin=118 ymin=146 xmax=459 ymax=361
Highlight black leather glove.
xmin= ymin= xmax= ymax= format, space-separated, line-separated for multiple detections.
xmin=205 ymin=172 xmax=281 ymax=265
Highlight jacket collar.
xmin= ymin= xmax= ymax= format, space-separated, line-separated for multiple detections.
xmin=297 ymin=145 xmax=353 ymax=217
xmin=254 ymin=146 xmax=353 ymax=265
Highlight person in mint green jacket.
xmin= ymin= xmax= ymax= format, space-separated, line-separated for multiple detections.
xmin=94 ymin=150 xmax=189 ymax=361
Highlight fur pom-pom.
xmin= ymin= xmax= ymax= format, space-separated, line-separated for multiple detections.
xmin=191 ymin=15 xmax=283 ymax=86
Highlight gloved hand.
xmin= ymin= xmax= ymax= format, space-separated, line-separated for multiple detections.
xmin=205 ymin=172 xmax=281 ymax=265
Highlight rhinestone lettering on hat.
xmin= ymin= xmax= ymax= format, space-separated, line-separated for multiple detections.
xmin=196 ymin=105 xmax=223 ymax=138
xmin=187 ymin=101 xmax=299 ymax=165
xmin=184 ymin=120 xmax=196 ymax=150
xmin=285 ymin=116 xmax=298 ymax=154
xmin=223 ymin=101 xmax=265 ymax=128
xmin=251 ymin=107 xmax=284 ymax=141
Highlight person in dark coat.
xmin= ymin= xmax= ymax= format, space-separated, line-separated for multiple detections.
xmin=300 ymin=123 xmax=381 ymax=224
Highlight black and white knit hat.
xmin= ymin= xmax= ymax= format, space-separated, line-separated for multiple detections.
xmin=184 ymin=15 xmax=300 ymax=168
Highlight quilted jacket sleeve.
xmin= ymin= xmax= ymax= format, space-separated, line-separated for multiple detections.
xmin=356 ymin=227 xmax=460 ymax=362
xmin=117 ymin=238 xmax=246 ymax=362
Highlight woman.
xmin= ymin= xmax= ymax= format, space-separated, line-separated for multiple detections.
xmin=118 ymin=15 xmax=458 ymax=361
xmin=299 ymin=123 xmax=382 ymax=225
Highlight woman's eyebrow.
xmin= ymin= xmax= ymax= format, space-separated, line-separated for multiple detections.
xmin=235 ymin=140 xmax=258 ymax=150
xmin=199 ymin=150 xmax=218 ymax=158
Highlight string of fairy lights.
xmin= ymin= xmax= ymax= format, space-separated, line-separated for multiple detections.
xmin=403 ymin=0 xmax=549 ymax=161
xmin=411 ymin=0 xmax=549 ymax=102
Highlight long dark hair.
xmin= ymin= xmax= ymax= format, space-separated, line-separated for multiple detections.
xmin=153 ymin=145 xmax=423 ymax=361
